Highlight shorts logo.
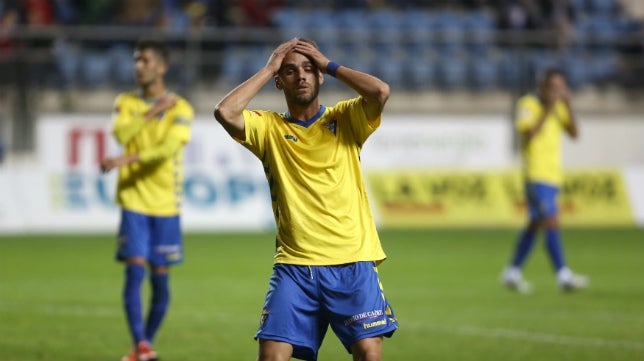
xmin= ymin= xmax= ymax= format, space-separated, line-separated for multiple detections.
xmin=259 ymin=309 xmax=269 ymax=327
xmin=344 ymin=309 xmax=384 ymax=326
xmin=363 ymin=319 xmax=387 ymax=329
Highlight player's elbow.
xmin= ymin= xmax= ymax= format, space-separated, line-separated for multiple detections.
xmin=213 ymin=102 xmax=245 ymax=139
xmin=374 ymin=82 xmax=390 ymax=105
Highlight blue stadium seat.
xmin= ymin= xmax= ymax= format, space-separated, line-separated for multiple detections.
xmin=80 ymin=51 xmax=111 ymax=88
xmin=588 ymin=0 xmax=617 ymax=15
xmin=469 ymin=52 xmax=500 ymax=89
xmin=306 ymin=9 xmax=339 ymax=53
xmin=499 ymin=49 xmax=528 ymax=90
xmin=560 ymin=50 xmax=589 ymax=89
xmin=463 ymin=10 xmax=495 ymax=56
xmin=530 ymin=49 xmax=559 ymax=79
xmin=587 ymin=49 xmax=618 ymax=83
xmin=219 ymin=46 xmax=250 ymax=85
xmin=369 ymin=9 xmax=403 ymax=54
xmin=335 ymin=9 xmax=370 ymax=52
xmin=433 ymin=9 xmax=466 ymax=57
xmin=372 ymin=51 xmax=405 ymax=88
xmin=437 ymin=53 xmax=468 ymax=89
xmin=404 ymin=52 xmax=437 ymax=89
xmin=400 ymin=9 xmax=434 ymax=55
xmin=272 ymin=8 xmax=306 ymax=39
xmin=569 ymin=0 xmax=589 ymax=13
xmin=587 ymin=15 xmax=619 ymax=51
xmin=109 ymin=45 xmax=135 ymax=87
xmin=51 ymin=40 xmax=80 ymax=88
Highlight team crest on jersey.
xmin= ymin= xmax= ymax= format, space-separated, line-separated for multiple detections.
xmin=323 ymin=119 xmax=337 ymax=135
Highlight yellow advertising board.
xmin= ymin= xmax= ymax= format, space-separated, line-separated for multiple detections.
xmin=367 ymin=170 xmax=634 ymax=228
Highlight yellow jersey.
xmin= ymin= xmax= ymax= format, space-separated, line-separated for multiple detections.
xmin=237 ymin=97 xmax=386 ymax=265
xmin=515 ymin=94 xmax=571 ymax=186
xmin=111 ymin=91 xmax=194 ymax=216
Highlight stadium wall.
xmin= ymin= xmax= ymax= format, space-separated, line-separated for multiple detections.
xmin=0 ymin=114 xmax=642 ymax=234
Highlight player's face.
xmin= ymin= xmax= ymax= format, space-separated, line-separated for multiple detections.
xmin=134 ymin=49 xmax=166 ymax=87
xmin=276 ymin=51 xmax=322 ymax=106
xmin=540 ymin=74 xmax=567 ymax=102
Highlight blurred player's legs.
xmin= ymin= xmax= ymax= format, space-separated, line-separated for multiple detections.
xmin=121 ymin=340 xmax=158 ymax=361
xmin=503 ymin=183 xmax=588 ymax=292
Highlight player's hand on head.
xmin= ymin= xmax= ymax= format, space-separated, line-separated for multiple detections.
xmin=293 ymin=40 xmax=329 ymax=73
xmin=267 ymin=38 xmax=298 ymax=75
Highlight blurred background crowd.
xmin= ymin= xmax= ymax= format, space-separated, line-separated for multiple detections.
xmin=0 ymin=0 xmax=643 ymax=156
xmin=1 ymin=0 xmax=643 ymax=90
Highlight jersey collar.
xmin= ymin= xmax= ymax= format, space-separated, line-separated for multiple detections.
xmin=285 ymin=105 xmax=326 ymax=128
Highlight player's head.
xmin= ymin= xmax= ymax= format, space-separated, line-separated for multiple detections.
xmin=537 ymin=68 xmax=568 ymax=100
xmin=275 ymin=38 xmax=324 ymax=107
xmin=133 ymin=39 xmax=170 ymax=88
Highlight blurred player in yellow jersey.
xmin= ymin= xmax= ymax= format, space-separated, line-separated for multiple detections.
xmin=214 ymin=38 xmax=398 ymax=361
xmin=502 ymin=69 xmax=588 ymax=293
xmin=101 ymin=39 xmax=194 ymax=361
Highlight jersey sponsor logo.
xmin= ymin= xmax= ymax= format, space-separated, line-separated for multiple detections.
xmin=284 ymin=134 xmax=298 ymax=142
xmin=344 ymin=309 xmax=384 ymax=326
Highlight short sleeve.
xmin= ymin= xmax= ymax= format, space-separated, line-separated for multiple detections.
xmin=238 ymin=109 xmax=271 ymax=159
xmin=515 ymin=96 xmax=539 ymax=133
xmin=167 ymin=98 xmax=194 ymax=143
xmin=333 ymin=97 xmax=381 ymax=146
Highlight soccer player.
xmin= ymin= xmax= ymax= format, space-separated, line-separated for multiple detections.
xmin=213 ymin=38 xmax=398 ymax=361
xmin=100 ymin=39 xmax=194 ymax=361
xmin=502 ymin=68 xmax=588 ymax=293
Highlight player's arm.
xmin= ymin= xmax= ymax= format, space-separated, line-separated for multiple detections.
xmin=524 ymin=107 xmax=551 ymax=139
xmin=112 ymin=94 xmax=178 ymax=144
xmin=100 ymin=135 xmax=184 ymax=173
xmin=214 ymin=38 xmax=299 ymax=140
xmin=560 ymin=87 xmax=579 ymax=139
xmin=293 ymin=40 xmax=390 ymax=122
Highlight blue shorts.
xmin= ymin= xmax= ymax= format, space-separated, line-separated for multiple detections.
xmin=116 ymin=209 xmax=183 ymax=266
xmin=525 ymin=182 xmax=559 ymax=221
xmin=255 ymin=262 xmax=398 ymax=361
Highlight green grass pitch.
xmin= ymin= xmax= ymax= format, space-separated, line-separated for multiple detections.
xmin=1 ymin=228 xmax=643 ymax=361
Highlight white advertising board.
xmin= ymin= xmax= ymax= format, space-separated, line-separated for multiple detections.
xmin=4 ymin=113 xmax=642 ymax=233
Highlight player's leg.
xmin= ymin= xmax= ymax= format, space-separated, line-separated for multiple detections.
xmin=145 ymin=265 xmax=169 ymax=343
xmin=255 ymin=264 xmax=326 ymax=361
xmin=539 ymin=187 xmax=589 ymax=290
xmin=116 ymin=210 xmax=153 ymax=361
xmin=257 ymin=340 xmax=293 ymax=361
xmin=350 ymin=336 xmax=383 ymax=361
xmin=325 ymin=262 xmax=398 ymax=360
xmin=502 ymin=183 xmax=541 ymax=293
xmin=145 ymin=215 xmax=183 ymax=343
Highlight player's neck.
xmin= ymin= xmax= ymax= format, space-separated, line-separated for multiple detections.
xmin=286 ymin=100 xmax=320 ymax=121
xmin=141 ymin=81 xmax=167 ymax=100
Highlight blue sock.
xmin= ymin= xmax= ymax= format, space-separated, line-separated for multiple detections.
xmin=545 ymin=228 xmax=566 ymax=271
xmin=511 ymin=228 xmax=537 ymax=267
xmin=145 ymin=273 xmax=170 ymax=343
xmin=124 ymin=264 xmax=146 ymax=345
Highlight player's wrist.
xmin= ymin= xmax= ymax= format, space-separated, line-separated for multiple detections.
xmin=326 ymin=61 xmax=341 ymax=77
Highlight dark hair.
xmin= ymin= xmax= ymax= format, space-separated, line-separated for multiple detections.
xmin=298 ymin=38 xmax=318 ymax=49
xmin=135 ymin=39 xmax=170 ymax=64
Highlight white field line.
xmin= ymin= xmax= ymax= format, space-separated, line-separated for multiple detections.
xmin=409 ymin=322 xmax=644 ymax=351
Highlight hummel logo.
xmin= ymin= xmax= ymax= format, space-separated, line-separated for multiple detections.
xmin=284 ymin=134 xmax=298 ymax=142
